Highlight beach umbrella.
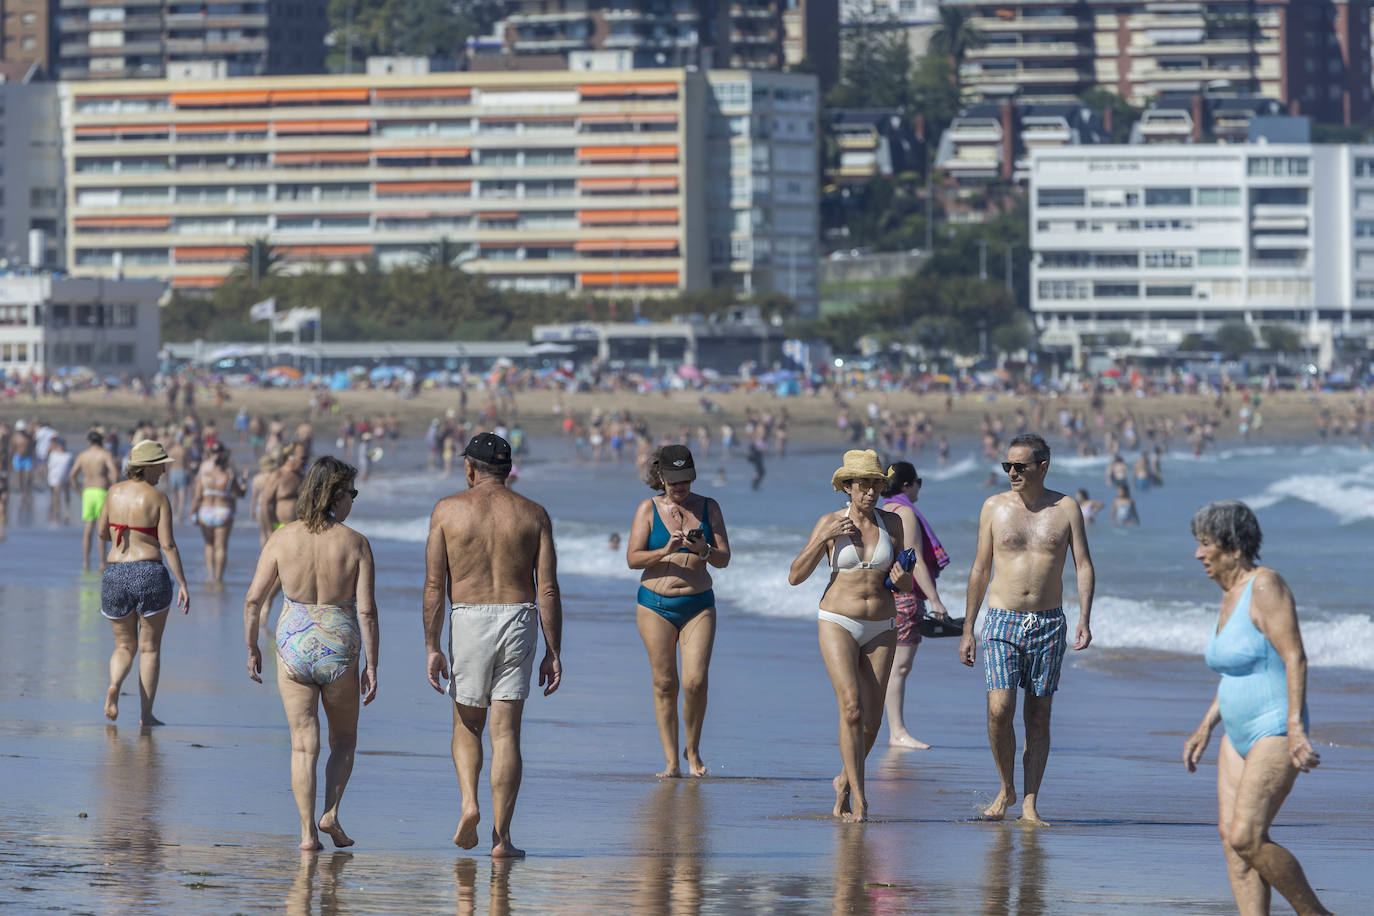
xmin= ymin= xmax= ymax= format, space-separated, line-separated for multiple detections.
xmin=266 ymin=365 xmax=303 ymax=381
xmin=677 ymin=365 xmax=703 ymax=381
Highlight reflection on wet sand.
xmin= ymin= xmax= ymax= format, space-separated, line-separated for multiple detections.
xmin=455 ymin=856 xmax=514 ymax=916
xmin=634 ymin=780 xmax=706 ymax=916
xmin=286 ymin=851 xmax=353 ymax=916
xmin=830 ymin=825 xmax=913 ymax=916
xmin=92 ymin=726 xmax=165 ymax=910
xmin=981 ymin=827 xmax=1046 ymax=916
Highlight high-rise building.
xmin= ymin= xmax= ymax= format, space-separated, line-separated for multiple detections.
xmin=946 ymin=0 xmax=1371 ymax=127
xmin=54 ymin=0 xmax=326 ymax=81
xmin=0 ymin=62 xmax=62 ymax=268
xmin=1 ymin=0 xmax=51 ymax=71
xmin=57 ymin=67 xmax=821 ymax=313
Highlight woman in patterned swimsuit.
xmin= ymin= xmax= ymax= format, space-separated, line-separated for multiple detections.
xmin=244 ymin=455 xmax=380 ymax=851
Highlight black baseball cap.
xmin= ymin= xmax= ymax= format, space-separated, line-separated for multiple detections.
xmin=658 ymin=444 xmax=696 ymax=483
xmin=463 ymin=432 xmax=512 ymax=465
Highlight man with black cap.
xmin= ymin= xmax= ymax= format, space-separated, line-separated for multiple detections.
xmin=422 ymin=432 xmax=563 ymax=858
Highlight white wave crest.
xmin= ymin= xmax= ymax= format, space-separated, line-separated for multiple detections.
xmin=1243 ymin=469 xmax=1374 ymax=523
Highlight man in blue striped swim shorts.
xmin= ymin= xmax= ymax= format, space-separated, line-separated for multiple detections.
xmin=959 ymin=434 xmax=1095 ymax=827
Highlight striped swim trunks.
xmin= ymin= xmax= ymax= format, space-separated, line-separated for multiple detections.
xmin=981 ymin=606 xmax=1067 ymax=696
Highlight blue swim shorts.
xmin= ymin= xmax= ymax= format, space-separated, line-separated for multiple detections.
xmin=982 ymin=607 xmax=1067 ymax=696
xmin=12 ymin=454 xmax=33 ymax=473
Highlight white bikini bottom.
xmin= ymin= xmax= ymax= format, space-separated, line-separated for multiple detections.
xmin=817 ymin=610 xmax=896 ymax=649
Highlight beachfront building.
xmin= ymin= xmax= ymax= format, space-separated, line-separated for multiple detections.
xmin=0 ymin=63 xmax=62 ymax=269
xmin=945 ymin=1 xmax=1371 ymax=127
xmin=1028 ymin=142 xmax=1374 ymax=363
xmin=57 ymin=67 xmax=821 ymax=314
xmin=0 ymin=274 xmax=163 ymax=377
xmin=54 ymin=0 xmax=326 ymax=80
xmin=1 ymin=0 xmax=51 ymax=72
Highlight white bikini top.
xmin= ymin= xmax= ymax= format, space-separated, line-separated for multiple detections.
xmin=830 ymin=507 xmax=894 ymax=572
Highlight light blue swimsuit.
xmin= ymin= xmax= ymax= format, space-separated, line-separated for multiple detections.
xmin=1205 ymin=574 xmax=1308 ymax=757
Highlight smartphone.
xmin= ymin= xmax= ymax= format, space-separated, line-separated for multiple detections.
xmin=685 ymin=529 xmax=704 ymax=542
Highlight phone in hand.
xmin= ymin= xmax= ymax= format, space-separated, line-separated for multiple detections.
xmin=685 ymin=529 xmax=704 ymax=542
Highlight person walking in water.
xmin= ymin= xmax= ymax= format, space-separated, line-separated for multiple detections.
xmin=71 ymin=430 xmax=120 ymax=571
xmin=960 ymin=434 xmax=1094 ymax=825
xmin=625 ymin=445 xmax=730 ymax=777
xmin=244 ymin=456 xmax=379 ymax=851
xmin=97 ymin=440 xmax=191 ymax=725
xmin=422 ymin=433 xmax=563 ymax=858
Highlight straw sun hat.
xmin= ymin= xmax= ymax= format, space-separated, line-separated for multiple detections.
xmin=128 ymin=439 xmax=174 ymax=467
xmin=831 ymin=449 xmax=891 ymax=491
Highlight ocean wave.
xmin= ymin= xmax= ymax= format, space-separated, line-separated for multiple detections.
xmin=1243 ymin=469 xmax=1374 ymax=523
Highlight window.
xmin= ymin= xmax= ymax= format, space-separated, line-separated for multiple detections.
xmin=1146 ymin=285 xmax=1193 ymax=298
xmin=1037 ymin=279 xmax=1091 ymax=300
xmin=1037 ymin=188 xmax=1084 ymax=208
xmin=1356 ymin=157 xmax=1374 ymax=178
xmin=1252 ymin=187 xmax=1307 ymax=205
xmin=712 ymin=82 xmax=749 ymax=108
xmin=1093 ymin=282 xmax=1139 ymax=298
xmin=1144 ymin=250 xmax=1193 ymax=268
xmin=1248 ymin=156 xmax=1309 ymax=177
xmin=1145 ymin=188 xmax=1191 ymax=206
xmin=1197 ymin=187 xmax=1240 ymax=206
xmin=1198 ymin=248 xmax=1241 ymax=266
xmin=1357 ymin=281 xmax=1374 ymax=299
xmin=1356 ymin=220 xmax=1374 ymax=238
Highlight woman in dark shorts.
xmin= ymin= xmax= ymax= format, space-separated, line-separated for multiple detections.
xmin=626 ymin=444 xmax=730 ymax=777
xmin=880 ymin=461 xmax=951 ymax=749
xmin=244 ymin=456 xmax=379 ymax=850
xmin=97 ymin=439 xmax=191 ymax=725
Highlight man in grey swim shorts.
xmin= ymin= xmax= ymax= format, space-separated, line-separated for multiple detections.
xmin=423 ymin=433 xmax=563 ymax=859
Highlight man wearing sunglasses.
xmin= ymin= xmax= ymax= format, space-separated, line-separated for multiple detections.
xmin=960 ymin=433 xmax=1095 ymax=826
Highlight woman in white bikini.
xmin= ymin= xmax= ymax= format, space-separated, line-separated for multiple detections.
xmin=190 ymin=443 xmax=244 ymax=584
xmin=789 ymin=449 xmax=912 ymax=822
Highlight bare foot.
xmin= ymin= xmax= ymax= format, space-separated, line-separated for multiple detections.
xmin=139 ymin=713 xmax=164 ymax=727
xmin=299 ymin=835 xmax=324 ymax=851
xmin=318 ymin=814 xmax=354 ymax=848
xmin=453 ymin=805 xmax=480 ymax=849
xmin=832 ymin=774 xmax=851 ymax=818
xmin=655 ymin=764 xmax=680 ymax=778
xmin=1019 ymin=800 xmax=1049 ymax=827
xmin=490 ymin=833 xmax=526 ymax=859
xmin=888 ymin=733 xmax=932 ymax=750
xmin=684 ymin=749 xmax=708 ymax=777
xmin=104 ymin=686 xmax=119 ymax=721
xmin=843 ymin=802 xmax=869 ymax=824
xmin=982 ymin=788 xmax=1016 ymax=821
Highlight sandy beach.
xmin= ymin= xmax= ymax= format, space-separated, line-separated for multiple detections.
xmin=2 ymin=420 xmax=1372 ymax=914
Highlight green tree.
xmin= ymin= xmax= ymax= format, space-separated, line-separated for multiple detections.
xmin=929 ymin=5 xmax=985 ymax=98
xmin=233 ymin=238 xmax=282 ymax=286
xmin=829 ymin=7 xmax=913 ymax=111
xmin=421 ymin=236 xmax=468 ymax=271
xmin=327 ymin=0 xmax=492 ymax=72
xmin=1259 ymin=323 xmax=1301 ymax=353
xmin=992 ymin=316 xmax=1036 ymax=357
xmin=1080 ymin=88 xmax=1142 ymax=144
xmin=1215 ymin=320 xmax=1254 ymax=357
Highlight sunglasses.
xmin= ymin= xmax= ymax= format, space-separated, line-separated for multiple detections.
xmin=1001 ymin=461 xmax=1041 ymax=474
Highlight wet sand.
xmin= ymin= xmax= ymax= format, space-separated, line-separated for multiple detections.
xmin=2 ymin=521 xmax=1371 ymax=915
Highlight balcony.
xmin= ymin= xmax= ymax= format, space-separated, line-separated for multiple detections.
xmin=207 ymin=37 xmax=266 ymax=53
xmin=969 ymin=42 xmax=1091 ymax=59
xmin=512 ymin=36 xmax=592 ymax=51
xmin=165 ymin=37 xmax=204 ymax=53
xmin=976 ymin=16 xmax=1084 ymax=32
xmin=205 ymin=14 xmax=268 ymax=28
xmin=730 ymin=31 xmax=777 ymax=45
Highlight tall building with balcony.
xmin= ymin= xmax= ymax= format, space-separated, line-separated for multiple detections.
xmin=57 ymin=68 xmax=821 ymax=313
xmin=55 ymin=0 xmax=326 ymax=81
xmin=945 ymin=1 xmax=1371 ymax=127
xmin=0 ymin=62 xmax=63 ymax=268
xmin=1029 ymin=143 xmax=1374 ymax=359
xmin=1 ymin=0 xmax=52 ymax=71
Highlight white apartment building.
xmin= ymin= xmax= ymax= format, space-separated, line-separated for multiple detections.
xmin=1029 ymin=143 xmax=1374 ymax=355
xmin=0 ymin=275 xmax=164 ymax=377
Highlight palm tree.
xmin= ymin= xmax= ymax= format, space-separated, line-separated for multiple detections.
xmin=234 ymin=237 xmax=283 ymax=286
xmin=929 ymin=6 xmax=985 ymax=99
xmin=421 ymin=236 xmax=467 ymax=271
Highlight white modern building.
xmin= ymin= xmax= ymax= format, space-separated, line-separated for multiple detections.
xmin=0 ymin=275 xmax=164 ymax=377
xmin=1029 ymin=143 xmax=1374 ymax=360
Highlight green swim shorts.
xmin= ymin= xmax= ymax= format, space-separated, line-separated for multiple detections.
xmin=82 ymin=487 xmax=107 ymax=522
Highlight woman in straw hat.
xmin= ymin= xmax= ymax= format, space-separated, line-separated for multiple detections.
xmin=244 ymin=455 xmax=379 ymax=850
xmin=96 ymin=439 xmax=191 ymax=725
xmin=626 ymin=444 xmax=731 ymax=777
xmin=789 ymin=449 xmax=913 ymax=822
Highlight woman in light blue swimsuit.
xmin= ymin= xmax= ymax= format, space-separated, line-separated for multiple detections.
xmin=1183 ymin=500 xmax=1331 ymax=916
xmin=626 ymin=444 xmax=730 ymax=778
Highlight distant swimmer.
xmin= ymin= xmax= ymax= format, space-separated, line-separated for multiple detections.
xmin=244 ymin=456 xmax=379 ymax=851
xmin=1132 ymin=452 xmax=1151 ymax=491
xmin=1075 ymin=489 xmax=1103 ymax=525
xmin=423 ymin=433 xmax=563 ymax=858
xmin=1111 ymin=484 xmax=1140 ymax=526
xmin=1183 ymin=500 xmax=1331 ymax=916
xmin=1105 ymin=453 xmax=1129 ymax=489
xmin=259 ymin=441 xmax=309 ymax=541
xmin=961 ymin=434 xmax=1094 ymax=826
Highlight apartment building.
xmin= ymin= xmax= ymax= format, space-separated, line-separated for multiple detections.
xmin=839 ymin=0 xmax=938 ymax=59
xmin=947 ymin=1 xmax=1371 ymax=127
xmin=58 ymin=68 xmax=821 ymax=313
xmin=1 ymin=0 xmax=50 ymax=70
xmin=55 ymin=0 xmax=326 ymax=81
xmin=1028 ymin=143 xmax=1374 ymax=356
xmin=0 ymin=63 xmax=63 ymax=268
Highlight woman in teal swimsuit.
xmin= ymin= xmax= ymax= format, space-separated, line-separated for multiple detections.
xmin=244 ymin=456 xmax=380 ymax=851
xmin=1183 ymin=500 xmax=1331 ymax=916
xmin=626 ymin=444 xmax=730 ymax=777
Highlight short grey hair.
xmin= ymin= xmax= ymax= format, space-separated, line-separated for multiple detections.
xmin=1190 ymin=499 xmax=1262 ymax=562
xmin=1008 ymin=433 xmax=1050 ymax=465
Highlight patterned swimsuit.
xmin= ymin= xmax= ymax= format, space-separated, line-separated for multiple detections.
xmin=275 ymin=596 xmax=361 ymax=686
